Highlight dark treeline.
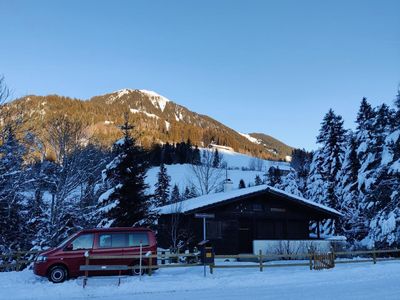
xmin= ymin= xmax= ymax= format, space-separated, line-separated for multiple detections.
xmin=147 ymin=140 xmax=201 ymax=166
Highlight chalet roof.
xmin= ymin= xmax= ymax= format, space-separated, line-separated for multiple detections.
xmin=157 ymin=184 xmax=342 ymax=218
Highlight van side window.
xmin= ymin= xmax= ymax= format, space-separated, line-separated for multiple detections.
xmin=71 ymin=233 xmax=94 ymax=250
xmin=128 ymin=232 xmax=149 ymax=247
xmin=99 ymin=233 xmax=129 ymax=248
xmin=99 ymin=234 xmax=112 ymax=248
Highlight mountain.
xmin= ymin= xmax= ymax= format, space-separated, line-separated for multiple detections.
xmin=248 ymin=133 xmax=293 ymax=158
xmin=4 ymin=89 xmax=293 ymax=160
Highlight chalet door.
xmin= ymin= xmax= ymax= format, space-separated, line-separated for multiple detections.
xmin=238 ymin=218 xmax=253 ymax=253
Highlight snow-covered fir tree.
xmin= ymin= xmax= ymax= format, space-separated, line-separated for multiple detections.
xmin=97 ymin=119 xmax=153 ymax=227
xmin=265 ymin=167 xmax=282 ymax=187
xmin=154 ymin=163 xmax=171 ymax=206
xmin=254 ymin=175 xmax=263 ymax=186
xmin=336 ymin=132 xmax=366 ymax=241
xmin=183 ymin=185 xmax=197 ymax=200
xmin=212 ymin=148 xmax=221 ymax=168
xmin=360 ymin=91 xmax=400 ymax=247
xmin=170 ymin=184 xmax=181 ymax=203
xmin=238 ymin=179 xmax=246 ymax=189
xmin=306 ymin=109 xmax=346 ymax=235
xmin=277 ymin=169 xmax=303 ymax=197
xmin=0 ymin=125 xmax=28 ymax=252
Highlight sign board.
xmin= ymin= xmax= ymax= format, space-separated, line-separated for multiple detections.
xmin=195 ymin=213 xmax=215 ymax=219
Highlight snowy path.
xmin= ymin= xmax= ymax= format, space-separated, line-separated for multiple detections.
xmin=1 ymin=261 xmax=400 ymax=300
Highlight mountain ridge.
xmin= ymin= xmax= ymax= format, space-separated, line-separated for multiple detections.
xmin=4 ymin=89 xmax=294 ymax=161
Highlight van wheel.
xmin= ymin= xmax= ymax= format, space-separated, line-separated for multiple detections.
xmin=48 ymin=265 xmax=67 ymax=283
xmin=132 ymin=267 xmax=146 ymax=276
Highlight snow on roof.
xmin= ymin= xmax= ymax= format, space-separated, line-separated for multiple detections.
xmin=266 ymin=186 xmax=343 ymax=216
xmin=157 ymin=184 xmax=342 ymax=217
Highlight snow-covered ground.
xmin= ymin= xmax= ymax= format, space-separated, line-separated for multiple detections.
xmin=146 ymin=148 xmax=290 ymax=194
xmin=146 ymin=164 xmax=265 ymax=194
xmin=2 ymin=261 xmax=400 ymax=300
xmin=203 ymin=147 xmax=290 ymax=170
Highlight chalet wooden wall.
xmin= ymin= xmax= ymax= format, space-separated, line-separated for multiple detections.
xmin=158 ymin=192 xmax=336 ymax=254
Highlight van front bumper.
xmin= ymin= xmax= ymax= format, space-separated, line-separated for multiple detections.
xmin=33 ymin=262 xmax=48 ymax=277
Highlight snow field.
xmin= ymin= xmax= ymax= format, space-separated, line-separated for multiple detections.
xmin=146 ymin=164 xmax=265 ymax=194
xmin=2 ymin=260 xmax=400 ymax=300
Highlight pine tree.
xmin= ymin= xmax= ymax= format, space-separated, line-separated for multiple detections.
xmin=254 ymin=175 xmax=263 ymax=186
xmin=154 ymin=163 xmax=171 ymax=206
xmin=0 ymin=125 xmax=27 ymax=252
xmin=183 ymin=185 xmax=197 ymax=199
xmin=290 ymin=149 xmax=312 ymax=194
xmin=336 ymin=133 xmax=365 ymax=241
xmin=306 ymin=109 xmax=346 ymax=235
xmin=192 ymin=146 xmax=201 ymax=165
xmin=277 ymin=170 xmax=303 ymax=197
xmin=266 ymin=167 xmax=282 ymax=187
xmin=212 ymin=149 xmax=221 ymax=168
xmin=238 ymin=179 xmax=246 ymax=189
xmin=361 ymin=91 xmax=400 ymax=247
xmin=357 ymin=103 xmax=392 ymax=217
xmin=170 ymin=184 xmax=181 ymax=203
xmin=97 ymin=118 xmax=153 ymax=227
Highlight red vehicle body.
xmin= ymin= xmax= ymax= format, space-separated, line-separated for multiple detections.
xmin=33 ymin=227 xmax=157 ymax=283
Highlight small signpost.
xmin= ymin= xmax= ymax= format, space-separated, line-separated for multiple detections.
xmin=195 ymin=213 xmax=215 ymax=277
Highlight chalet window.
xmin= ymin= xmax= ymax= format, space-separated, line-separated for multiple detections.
xmin=253 ymin=203 xmax=263 ymax=211
xmin=206 ymin=220 xmax=222 ymax=239
xmin=271 ymin=207 xmax=286 ymax=213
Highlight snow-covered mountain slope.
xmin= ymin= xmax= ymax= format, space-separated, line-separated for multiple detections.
xmin=207 ymin=147 xmax=290 ymax=170
xmin=146 ymin=164 xmax=264 ymax=194
xmin=8 ymin=90 xmax=293 ymax=160
xmin=146 ymin=148 xmax=290 ymax=194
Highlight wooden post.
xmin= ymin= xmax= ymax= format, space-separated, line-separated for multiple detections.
xmin=259 ymin=250 xmax=263 ymax=272
xmin=373 ymin=248 xmax=377 ymax=264
xmin=317 ymin=220 xmax=321 ymax=239
xmin=331 ymin=247 xmax=335 ymax=268
xmin=15 ymin=253 xmax=20 ymax=272
xmin=209 ymin=263 xmax=214 ymax=275
xmin=83 ymin=254 xmax=89 ymax=288
xmin=309 ymin=252 xmax=313 ymax=270
xmin=148 ymin=253 xmax=153 ymax=276
xmin=161 ymin=251 xmax=165 ymax=265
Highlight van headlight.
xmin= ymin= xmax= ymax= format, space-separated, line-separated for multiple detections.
xmin=36 ymin=255 xmax=47 ymax=262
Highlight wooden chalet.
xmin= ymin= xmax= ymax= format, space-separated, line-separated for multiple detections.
xmin=157 ymin=185 xmax=342 ymax=255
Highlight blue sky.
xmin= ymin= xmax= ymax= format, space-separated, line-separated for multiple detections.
xmin=0 ymin=0 xmax=399 ymax=150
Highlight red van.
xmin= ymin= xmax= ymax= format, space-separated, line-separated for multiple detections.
xmin=33 ymin=227 xmax=157 ymax=283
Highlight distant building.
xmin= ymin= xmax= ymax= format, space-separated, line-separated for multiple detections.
xmin=208 ymin=143 xmax=234 ymax=152
xmin=157 ymin=185 xmax=341 ymax=254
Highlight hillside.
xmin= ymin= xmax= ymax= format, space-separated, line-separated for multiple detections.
xmin=248 ymin=133 xmax=293 ymax=158
xmin=3 ymin=89 xmax=293 ymax=160
xmin=146 ymin=147 xmax=291 ymax=194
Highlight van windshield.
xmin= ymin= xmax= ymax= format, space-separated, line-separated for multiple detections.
xmin=57 ymin=233 xmax=78 ymax=248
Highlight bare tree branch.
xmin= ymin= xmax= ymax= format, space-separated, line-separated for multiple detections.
xmin=0 ymin=75 xmax=10 ymax=105
xmin=190 ymin=149 xmax=225 ymax=195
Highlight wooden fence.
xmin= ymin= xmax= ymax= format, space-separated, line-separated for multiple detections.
xmin=2 ymin=248 xmax=400 ymax=273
